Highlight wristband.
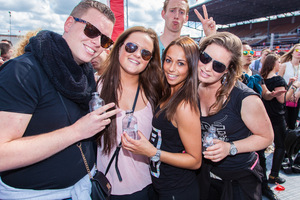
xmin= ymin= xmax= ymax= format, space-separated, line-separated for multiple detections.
xmin=291 ymin=85 xmax=297 ymax=91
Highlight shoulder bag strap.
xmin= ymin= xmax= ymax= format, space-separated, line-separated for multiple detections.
xmin=105 ymin=85 xmax=140 ymax=181
xmin=57 ymin=92 xmax=94 ymax=178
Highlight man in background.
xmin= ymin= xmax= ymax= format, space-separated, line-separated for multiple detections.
xmin=91 ymin=47 xmax=111 ymax=80
xmin=1 ymin=39 xmax=13 ymax=47
xmin=250 ymin=48 xmax=271 ymax=72
xmin=0 ymin=42 xmax=13 ymax=67
xmin=0 ymin=1 xmax=119 ymax=199
xmin=159 ymin=0 xmax=216 ymax=57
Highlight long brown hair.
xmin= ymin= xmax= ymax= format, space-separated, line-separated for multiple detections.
xmin=157 ymin=36 xmax=199 ymax=120
xmin=97 ymin=26 xmax=163 ymax=154
xmin=260 ymin=54 xmax=278 ymax=79
xmin=199 ymin=32 xmax=243 ymax=115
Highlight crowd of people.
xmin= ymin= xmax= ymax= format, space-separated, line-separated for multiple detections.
xmin=0 ymin=0 xmax=299 ymax=200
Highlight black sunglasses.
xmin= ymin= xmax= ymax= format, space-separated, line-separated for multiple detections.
xmin=199 ymin=51 xmax=227 ymax=73
xmin=73 ymin=16 xmax=114 ymax=49
xmin=124 ymin=42 xmax=152 ymax=61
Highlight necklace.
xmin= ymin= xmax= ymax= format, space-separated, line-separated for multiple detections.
xmin=293 ymin=63 xmax=299 ymax=77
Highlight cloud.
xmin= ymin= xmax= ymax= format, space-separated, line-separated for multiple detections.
xmin=126 ymin=0 xmax=165 ymax=35
xmin=0 ymin=0 xmax=38 ymax=12
xmin=127 ymin=0 xmax=163 ymax=27
xmin=50 ymin=0 xmax=78 ymax=15
xmin=0 ymin=0 xmax=71 ymax=35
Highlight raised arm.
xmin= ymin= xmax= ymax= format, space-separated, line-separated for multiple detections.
xmin=194 ymin=5 xmax=216 ymax=37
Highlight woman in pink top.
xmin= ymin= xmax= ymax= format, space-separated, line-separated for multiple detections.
xmin=96 ymin=26 xmax=163 ymax=200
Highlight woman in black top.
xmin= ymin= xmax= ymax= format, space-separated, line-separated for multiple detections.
xmin=197 ymin=32 xmax=274 ymax=200
xmin=261 ymin=54 xmax=300 ymax=184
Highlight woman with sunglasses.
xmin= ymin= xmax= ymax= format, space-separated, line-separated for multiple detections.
xmin=121 ymin=36 xmax=202 ymax=200
xmin=197 ymin=32 xmax=273 ymax=200
xmin=96 ymin=26 xmax=163 ymax=200
xmin=261 ymin=54 xmax=300 ymax=185
xmin=278 ymin=43 xmax=300 ymax=129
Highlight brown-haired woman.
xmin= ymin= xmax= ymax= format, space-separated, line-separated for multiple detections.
xmin=96 ymin=26 xmax=163 ymax=199
xmin=197 ymin=32 xmax=273 ymax=199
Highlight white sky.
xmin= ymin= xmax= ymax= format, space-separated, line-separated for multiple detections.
xmin=0 ymin=0 xmax=205 ymax=38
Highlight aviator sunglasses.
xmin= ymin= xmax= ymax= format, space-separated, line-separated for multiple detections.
xmin=124 ymin=42 xmax=152 ymax=61
xmin=243 ymin=50 xmax=255 ymax=56
xmin=199 ymin=51 xmax=227 ymax=73
xmin=73 ymin=16 xmax=114 ymax=49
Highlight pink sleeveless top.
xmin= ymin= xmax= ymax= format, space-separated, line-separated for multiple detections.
xmin=96 ymin=86 xmax=152 ymax=194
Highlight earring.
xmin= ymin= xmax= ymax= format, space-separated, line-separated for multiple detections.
xmin=222 ymin=74 xmax=228 ymax=85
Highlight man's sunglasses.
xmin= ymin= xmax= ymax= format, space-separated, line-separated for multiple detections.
xmin=243 ymin=50 xmax=255 ymax=56
xmin=199 ymin=51 xmax=227 ymax=73
xmin=73 ymin=16 xmax=114 ymax=49
xmin=124 ymin=42 xmax=152 ymax=61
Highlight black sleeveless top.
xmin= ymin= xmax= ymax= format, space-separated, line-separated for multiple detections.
xmin=201 ymin=81 xmax=259 ymax=170
xmin=150 ymin=107 xmax=196 ymax=194
xmin=263 ymin=75 xmax=287 ymax=122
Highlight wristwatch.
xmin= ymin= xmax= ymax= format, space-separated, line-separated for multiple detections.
xmin=151 ymin=149 xmax=161 ymax=162
xmin=229 ymin=142 xmax=238 ymax=156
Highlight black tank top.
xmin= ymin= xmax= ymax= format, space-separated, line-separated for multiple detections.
xmin=150 ymin=107 xmax=196 ymax=194
xmin=201 ymin=81 xmax=258 ymax=170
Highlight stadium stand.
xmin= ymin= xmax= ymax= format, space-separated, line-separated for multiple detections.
xmin=219 ymin=15 xmax=300 ymax=48
xmin=187 ymin=0 xmax=300 ymax=52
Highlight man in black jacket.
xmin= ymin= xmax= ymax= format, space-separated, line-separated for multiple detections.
xmin=0 ymin=1 xmax=119 ymax=199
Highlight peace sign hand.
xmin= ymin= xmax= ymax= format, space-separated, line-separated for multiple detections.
xmin=194 ymin=5 xmax=216 ymax=37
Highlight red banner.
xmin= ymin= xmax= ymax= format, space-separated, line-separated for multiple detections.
xmin=109 ymin=0 xmax=124 ymax=41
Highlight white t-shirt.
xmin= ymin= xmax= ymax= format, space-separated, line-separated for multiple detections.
xmin=283 ymin=61 xmax=300 ymax=84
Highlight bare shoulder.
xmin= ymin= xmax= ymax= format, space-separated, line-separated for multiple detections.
xmin=174 ymin=101 xmax=200 ymax=127
xmin=176 ymin=101 xmax=199 ymax=116
xmin=241 ymin=95 xmax=262 ymax=107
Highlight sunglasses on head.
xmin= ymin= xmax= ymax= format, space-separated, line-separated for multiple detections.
xmin=199 ymin=51 xmax=227 ymax=73
xmin=124 ymin=42 xmax=152 ymax=61
xmin=73 ymin=16 xmax=114 ymax=49
xmin=243 ymin=50 xmax=255 ymax=56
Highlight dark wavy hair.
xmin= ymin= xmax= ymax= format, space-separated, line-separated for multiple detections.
xmin=97 ymin=26 xmax=163 ymax=154
xmin=157 ymin=36 xmax=199 ymax=120
xmin=199 ymin=32 xmax=243 ymax=115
